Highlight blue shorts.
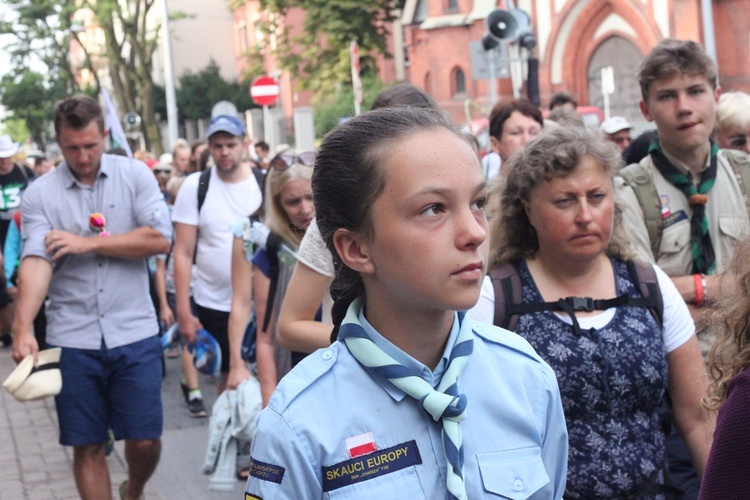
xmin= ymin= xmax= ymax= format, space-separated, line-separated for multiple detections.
xmin=52 ymin=336 xmax=163 ymax=447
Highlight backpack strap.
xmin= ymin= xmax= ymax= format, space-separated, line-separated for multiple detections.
xmin=262 ymin=232 xmax=284 ymax=332
xmin=722 ymin=148 xmax=750 ymax=202
xmin=197 ymin=168 xmax=211 ymax=213
xmin=193 ymin=168 xmax=212 ymax=264
xmin=489 ymin=259 xmax=664 ymax=333
xmin=626 ymin=259 xmax=664 ymax=329
xmin=488 ymin=263 xmax=523 ymax=331
xmin=619 ymin=162 xmax=663 ymax=259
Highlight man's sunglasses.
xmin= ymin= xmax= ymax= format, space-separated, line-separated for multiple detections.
xmin=269 ymin=151 xmax=315 ymax=170
xmin=153 ymin=168 xmax=172 ymax=175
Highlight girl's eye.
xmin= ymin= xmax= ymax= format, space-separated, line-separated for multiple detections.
xmin=422 ymin=204 xmax=445 ymax=216
xmin=554 ymin=198 xmax=573 ymax=208
xmin=729 ymin=136 xmax=748 ymax=148
xmin=471 ymin=197 xmax=487 ymax=211
xmin=589 ymin=193 xmax=606 ymax=203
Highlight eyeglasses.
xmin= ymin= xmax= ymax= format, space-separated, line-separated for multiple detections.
xmin=153 ymin=168 xmax=172 ymax=175
xmin=269 ymin=151 xmax=315 ymax=171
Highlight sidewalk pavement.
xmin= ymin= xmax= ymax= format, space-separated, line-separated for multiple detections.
xmin=0 ymin=346 xmax=245 ymax=500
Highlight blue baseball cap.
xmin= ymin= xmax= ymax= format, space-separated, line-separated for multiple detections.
xmin=206 ymin=114 xmax=246 ymax=139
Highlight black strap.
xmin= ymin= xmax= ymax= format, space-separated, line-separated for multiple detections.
xmin=489 ymin=264 xmax=522 ymax=330
xmin=262 ymin=232 xmax=283 ymax=332
xmin=626 ymin=259 xmax=663 ymax=328
xmin=197 ymin=168 xmax=211 ymax=212
xmin=192 ymin=168 xmax=212 ymax=264
xmin=29 ymin=362 xmax=60 ymax=375
xmin=490 ymin=259 xmax=663 ymax=333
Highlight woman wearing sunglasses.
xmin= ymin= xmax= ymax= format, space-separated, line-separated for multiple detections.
xmin=227 ymin=151 xmax=316 ymax=405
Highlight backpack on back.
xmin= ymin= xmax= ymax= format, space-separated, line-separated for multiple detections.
xmin=619 ymin=149 xmax=750 ymax=259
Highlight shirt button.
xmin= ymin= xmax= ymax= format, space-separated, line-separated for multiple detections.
xmin=99 ymin=289 xmax=103 ymax=293
xmin=514 ymin=478 xmax=524 ymax=491
xmin=322 ymin=350 xmax=333 ymax=360
xmin=98 ymin=263 xmax=103 ymax=267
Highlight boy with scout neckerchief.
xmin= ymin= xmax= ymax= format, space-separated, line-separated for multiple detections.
xmin=616 ymin=38 xmax=750 ymax=498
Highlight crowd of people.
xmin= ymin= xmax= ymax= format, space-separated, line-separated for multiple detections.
xmin=3 ymin=36 xmax=750 ymax=499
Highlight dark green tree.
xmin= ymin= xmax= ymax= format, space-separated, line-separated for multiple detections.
xmin=313 ymin=74 xmax=384 ymax=137
xmin=0 ymin=0 xmax=98 ymax=148
xmin=176 ymin=60 xmax=257 ymax=120
xmin=244 ymin=0 xmax=405 ymax=98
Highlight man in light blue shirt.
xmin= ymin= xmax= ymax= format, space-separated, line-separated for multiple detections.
xmin=12 ymin=95 xmax=172 ymax=500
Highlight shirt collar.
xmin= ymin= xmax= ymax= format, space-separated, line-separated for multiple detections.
xmin=650 ymin=139 xmax=718 ymax=177
xmin=60 ymin=156 xmax=109 ymax=189
xmin=355 ymin=304 xmax=461 ymax=402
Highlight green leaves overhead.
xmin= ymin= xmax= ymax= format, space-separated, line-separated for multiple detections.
xmin=257 ymin=0 xmax=405 ymax=97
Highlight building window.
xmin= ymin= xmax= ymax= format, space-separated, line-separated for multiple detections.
xmin=447 ymin=0 xmax=458 ymax=10
xmin=238 ymin=21 xmax=248 ymax=53
xmin=414 ymin=0 xmax=428 ymax=24
xmin=424 ymin=71 xmax=432 ymax=96
xmin=453 ymin=67 xmax=466 ymax=97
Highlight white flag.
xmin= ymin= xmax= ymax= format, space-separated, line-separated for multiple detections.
xmin=101 ymin=88 xmax=133 ymax=157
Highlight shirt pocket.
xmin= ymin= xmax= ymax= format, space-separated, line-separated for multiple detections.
xmin=657 ymin=218 xmax=691 ymax=275
xmin=477 ymin=447 xmax=549 ymax=499
xmin=718 ymin=215 xmax=747 ymax=242
xmin=326 ymin=466 xmax=425 ymax=499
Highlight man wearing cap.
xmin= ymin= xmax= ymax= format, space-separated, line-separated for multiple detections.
xmin=600 ymin=116 xmax=633 ymax=152
xmin=11 ymin=95 xmax=172 ymax=499
xmin=172 ymin=114 xmax=262 ymax=415
xmin=0 ymin=134 xmax=34 ymax=347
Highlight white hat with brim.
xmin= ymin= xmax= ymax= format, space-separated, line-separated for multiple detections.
xmin=3 ymin=348 xmax=63 ymax=402
xmin=0 ymin=135 xmax=19 ymax=159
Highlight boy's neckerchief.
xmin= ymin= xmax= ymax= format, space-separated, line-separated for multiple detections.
xmin=649 ymin=139 xmax=718 ymax=274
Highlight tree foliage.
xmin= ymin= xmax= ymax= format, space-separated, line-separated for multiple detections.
xmin=176 ymin=60 xmax=257 ymax=120
xmin=0 ymin=0 xmax=96 ymax=148
xmin=84 ymin=0 xmax=164 ymax=154
xmin=255 ymin=0 xmax=405 ymax=98
xmin=313 ymin=74 xmax=384 ymax=137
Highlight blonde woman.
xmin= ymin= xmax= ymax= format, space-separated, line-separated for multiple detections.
xmin=227 ymin=151 xmax=315 ymax=404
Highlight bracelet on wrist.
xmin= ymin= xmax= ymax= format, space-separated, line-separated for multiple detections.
xmin=693 ymin=273 xmax=705 ymax=306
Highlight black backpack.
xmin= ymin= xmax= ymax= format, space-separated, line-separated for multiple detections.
xmin=489 ymin=259 xmax=664 ymax=334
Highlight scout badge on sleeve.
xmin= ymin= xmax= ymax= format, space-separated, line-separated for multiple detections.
xmin=89 ymin=212 xmax=109 ymax=237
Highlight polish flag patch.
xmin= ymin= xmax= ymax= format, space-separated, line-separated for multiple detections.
xmin=346 ymin=432 xmax=377 ymax=458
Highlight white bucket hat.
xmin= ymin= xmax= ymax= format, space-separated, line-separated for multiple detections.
xmin=0 ymin=135 xmax=19 ymax=159
xmin=3 ymin=348 xmax=63 ymax=401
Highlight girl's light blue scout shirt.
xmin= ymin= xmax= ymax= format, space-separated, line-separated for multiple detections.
xmin=245 ymin=306 xmax=568 ymax=499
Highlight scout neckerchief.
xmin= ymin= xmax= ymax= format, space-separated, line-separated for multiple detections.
xmin=649 ymin=139 xmax=719 ymax=274
xmin=337 ymin=298 xmax=473 ymax=500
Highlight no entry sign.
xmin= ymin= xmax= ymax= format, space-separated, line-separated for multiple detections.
xmin=250 ymin=75 xmax=280 ymax=106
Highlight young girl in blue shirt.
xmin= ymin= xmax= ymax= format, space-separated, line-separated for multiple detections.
xmin=245 ymin=107 xmax=568 ymax=499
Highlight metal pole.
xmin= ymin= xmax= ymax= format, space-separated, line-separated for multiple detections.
xmin=487 ymin=47 xmax=498 ymax=109
xmin=161 ymin=0 xmax=179 ymax=148
xmin=700 ymin=0 xmax=717 ymax=64
xmin=263 ymin=105 xmax=273 ymax=154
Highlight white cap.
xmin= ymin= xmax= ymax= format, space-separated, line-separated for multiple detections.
xmin=600 ymin=116 xmax=632 ymax=135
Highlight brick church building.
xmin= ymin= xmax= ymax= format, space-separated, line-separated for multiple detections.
xmin=401 ymin=0 xmax=750 ymax=125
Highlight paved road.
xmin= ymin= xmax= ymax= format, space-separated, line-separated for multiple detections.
xmin=0 ymin=345 xmax=247 ymax=499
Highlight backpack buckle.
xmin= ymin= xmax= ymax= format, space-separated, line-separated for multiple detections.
xmin=566 ymin=297 xmax=595 ymax=312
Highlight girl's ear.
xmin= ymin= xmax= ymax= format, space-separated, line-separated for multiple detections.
xmin=333 ymin=228 xmax=375 ymax=275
